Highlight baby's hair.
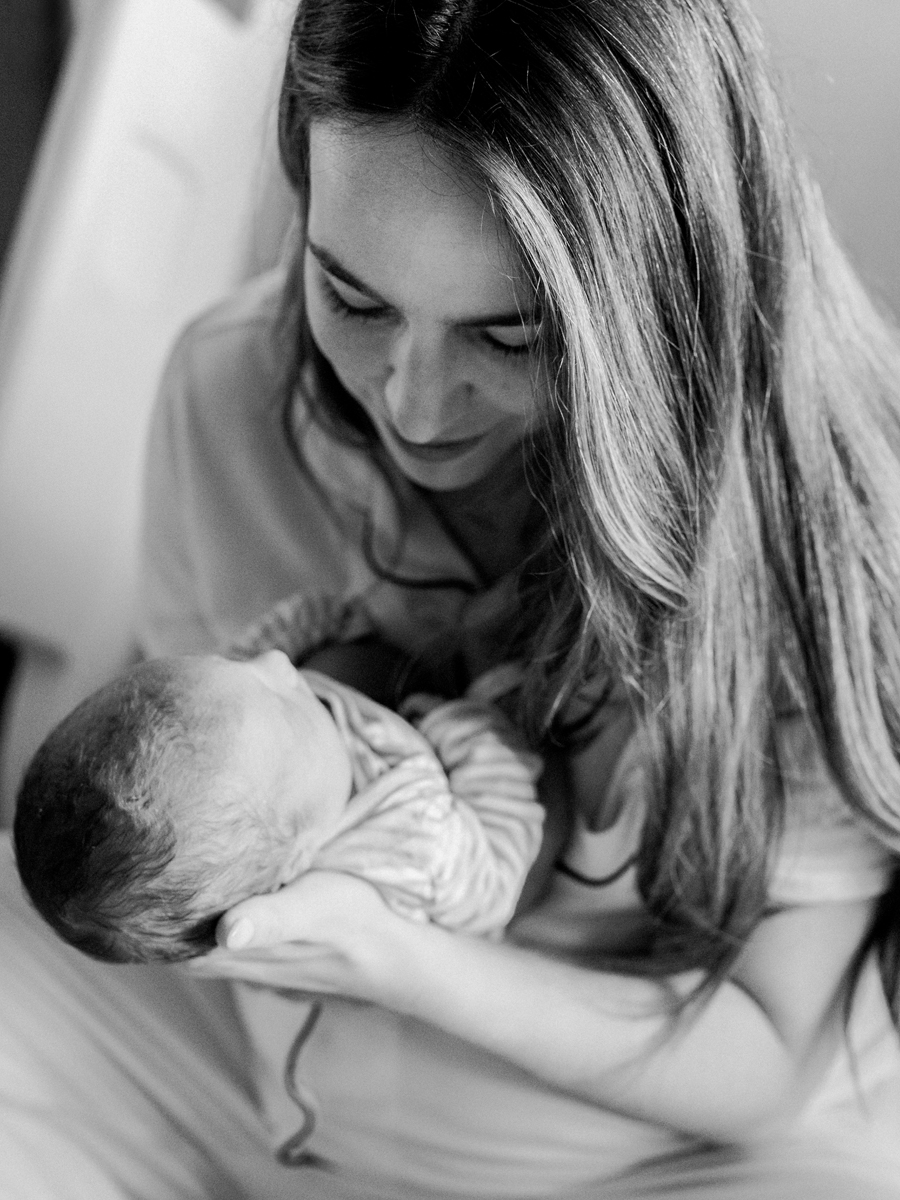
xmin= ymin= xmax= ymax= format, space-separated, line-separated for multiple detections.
xmin=13 ymin=658 xmax=264 ymax=963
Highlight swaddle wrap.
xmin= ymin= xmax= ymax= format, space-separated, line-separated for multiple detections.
xmin=304 ymin=671 xmax=544 ymax=937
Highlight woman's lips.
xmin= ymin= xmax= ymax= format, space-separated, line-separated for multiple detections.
xmin=386 ymin=428 xmax=485 ymax=463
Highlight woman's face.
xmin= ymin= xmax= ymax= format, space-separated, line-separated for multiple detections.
xmin=304 ymin=121 xmax=543 ymax=491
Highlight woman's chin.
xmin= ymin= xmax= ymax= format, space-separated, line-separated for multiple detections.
xmin=381 ymin=433 xmax=520 ymax=492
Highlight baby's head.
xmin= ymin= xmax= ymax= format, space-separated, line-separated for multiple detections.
xmin=13 ymin=651 xmax=352 ymax=963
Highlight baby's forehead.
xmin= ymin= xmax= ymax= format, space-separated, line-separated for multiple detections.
xmin=172 ymin=657 xmax=249 ymax=729
xmin=182 ymin=655 xmax=310 ymax=748
xmin=184 ymin=654 xmax=246 ymax=692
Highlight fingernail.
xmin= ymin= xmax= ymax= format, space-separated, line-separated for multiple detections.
xmin=226 ymin=918 xmax=254 ymax=950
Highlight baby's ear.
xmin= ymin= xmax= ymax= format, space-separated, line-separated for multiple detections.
xmin=274 ymin=838 xmax=316 ymax=889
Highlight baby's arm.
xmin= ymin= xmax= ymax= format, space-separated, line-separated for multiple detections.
xmin=231 ymin=593 xmax=440 ymax=708
xmin=404 ymin=695 xmax=545 ymax=936
xmin=229 ymin=592 xmax=376 ymax=665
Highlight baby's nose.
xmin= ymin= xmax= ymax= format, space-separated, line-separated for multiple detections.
xmin=255 ymin=648 xmax=296 ymax=681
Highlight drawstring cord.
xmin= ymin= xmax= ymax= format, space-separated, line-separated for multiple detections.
xmin=276 ymin=1001 xmax=332 ymax=1169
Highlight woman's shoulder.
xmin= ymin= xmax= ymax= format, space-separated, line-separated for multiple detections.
xmin=175 ymin=267 xmax=287 ymax=350
xmin=563 ymin=703 xmax=896 ymax=908
xmin=774 ymin=712 xmax=861 ymax=825
xmin=160 ymin=268 xmax=290 ymax=417
xmin=771 ymin=712 xmax=896 ymax=905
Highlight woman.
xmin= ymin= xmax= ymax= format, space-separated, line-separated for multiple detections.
xmin=3 ymin=0 xmax=900 ymax=1196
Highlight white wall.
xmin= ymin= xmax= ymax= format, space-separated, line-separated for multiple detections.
xmin=752 ymin=0 xmax=900 ymax=320
xmin=68 ymin=0 xmax=101 ymax=23
xmin=0 ymin=0 xmax=296 ymax=818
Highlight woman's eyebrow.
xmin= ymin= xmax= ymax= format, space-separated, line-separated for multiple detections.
xmin=458 ymin=309 xmax=539 ymax=329
xmin=307 ymin=241 xmax=385 ymax=302
xmin=307 ymin=238 xmax=539 ymax=327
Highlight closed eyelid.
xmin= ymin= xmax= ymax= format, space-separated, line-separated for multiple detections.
xmin=479 ymin=318 xmax=542 ymax=357
xmin=309 ymin=241 xmax=538 ymax=332
xmin=482 ymin=318 xmax=540 ymax=338
xmin=326 ymin=273 xmax=386 ymax=308
xmin=460 ymin=305 xmax=541 ymax=336
xmin=324 ymin=274 xmax=536 ymax=335
xmin=307 ymin=242 xmax=385 ymax=303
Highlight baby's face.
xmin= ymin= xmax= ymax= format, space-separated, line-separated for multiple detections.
xmin=199 ymin=651 xmax=353 ymax=872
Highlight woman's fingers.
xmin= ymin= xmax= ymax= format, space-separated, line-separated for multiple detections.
xmin=218 ymin=914 xmax=257 ymax=951
xmin=184 ymin=942 xmax=342 ymax=993
xmin=216 ymin=880 xmax=324 ymax=951
xmin=186 ymin=872 xmax=435 ymax=1004
xmin=190 ymin=871 xmax=425 ymax=1001
xmin=216 ymin=870 xmax=386 ymax=951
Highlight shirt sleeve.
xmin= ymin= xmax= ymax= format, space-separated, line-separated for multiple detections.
xmin=308 ymin=678 xmax=544 ymax=937
xmin=411 ymin=697 xmax=545 ymax=935
xmin=226 ymin=591 xmax=376 ymax=664
xmin=138 ymin=322 xmax=219 ymax=656
xmin=136 ymin=270 xmax=369 ymax=659
xmin=769 ymin=714 xmax=895 ymax=906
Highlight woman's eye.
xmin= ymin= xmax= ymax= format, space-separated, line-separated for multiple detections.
xmin=481 ymin=324 xmax=540 ymax=358
xmin=320 ymin=275 xmax=387 ymax=322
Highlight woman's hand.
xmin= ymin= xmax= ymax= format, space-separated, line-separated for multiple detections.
xmin=188 ymin=870 xmax=418 ymax=1001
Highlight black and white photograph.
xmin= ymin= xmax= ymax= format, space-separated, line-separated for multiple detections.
xmin=1 ymin=2 xmax=899 ymax=1196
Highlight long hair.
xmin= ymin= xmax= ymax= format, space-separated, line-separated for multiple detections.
xmin=276 ymin=0 xmax=900 ymax=1006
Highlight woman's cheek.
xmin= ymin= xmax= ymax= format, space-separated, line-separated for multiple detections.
xmin=477 ymin=356 xmax=543 ymax=422
xmin=306 ymin=293 xmax=387 ymax=397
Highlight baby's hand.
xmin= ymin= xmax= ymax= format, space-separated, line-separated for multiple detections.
xmin=398 ymin=691 xmax=445 ymax=723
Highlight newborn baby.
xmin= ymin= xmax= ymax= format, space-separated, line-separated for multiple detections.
xmin=13 ymin=650 xmax=544 ymax=963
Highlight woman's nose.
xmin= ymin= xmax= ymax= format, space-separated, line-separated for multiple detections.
xmin=382 ymin=328 xmax=465 ymax=440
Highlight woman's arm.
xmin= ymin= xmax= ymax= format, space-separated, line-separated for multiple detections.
xmin=301 ymin=637 xmax=427 ymax=708
xmin=191 ymin=871 xmax=874 ymax=1144
xmin=394 ymin=897 xmax=873 ymax=1139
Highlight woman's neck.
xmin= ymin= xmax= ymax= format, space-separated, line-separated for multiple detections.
xmin=421 ymin=447 xmax=540 ymax=585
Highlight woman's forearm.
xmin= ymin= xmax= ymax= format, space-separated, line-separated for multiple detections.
xmin=208 ymin=878 xmax=866 ymax=1145
xmin=377 ymin=921 xmax=797 ymax=1141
